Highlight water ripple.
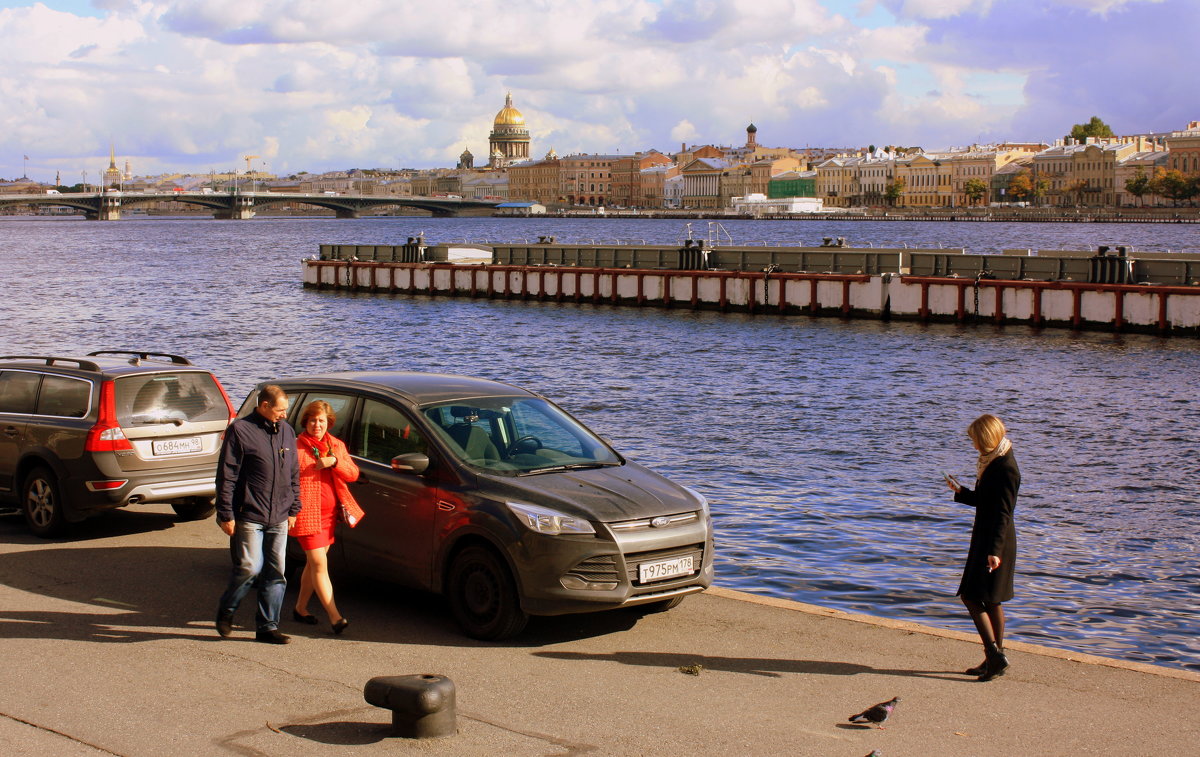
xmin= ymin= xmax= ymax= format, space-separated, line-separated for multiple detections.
xmin=2 ymin=215 xmax=1198 ymax=672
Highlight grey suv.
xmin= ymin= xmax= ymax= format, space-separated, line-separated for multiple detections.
xmin=0 ymin=352 xmax=236 ymax=536
xmin=242 ymin=371 xmax=714 ymax=640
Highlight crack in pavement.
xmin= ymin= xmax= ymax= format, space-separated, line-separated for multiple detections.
xmin=0 ymin=710 xmax=124 ymax=756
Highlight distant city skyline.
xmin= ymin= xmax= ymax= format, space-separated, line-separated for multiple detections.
xmin=1 ymin=0 xmax=1196 ymax=180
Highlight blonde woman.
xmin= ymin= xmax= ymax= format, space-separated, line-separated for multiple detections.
xmin=945 ymin=414 xmax=1020 ymax=681
xmin=292 ymin=401 xmax=364 ymax=634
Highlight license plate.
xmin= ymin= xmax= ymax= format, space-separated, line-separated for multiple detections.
xmin=152 ymin=437 xmax=202 ymax=456
xmin=638 ymin=554 xmax=694 ymax=583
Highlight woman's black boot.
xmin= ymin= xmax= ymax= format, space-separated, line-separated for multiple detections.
xmin=965 ymin=644 xmax=1001 ymax=675
xmin=977 ymin=642 xmax=1009 ymax=682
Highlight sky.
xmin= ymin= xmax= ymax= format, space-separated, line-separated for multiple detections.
xmin=1 ymin=0 xmax=1196 ymax=181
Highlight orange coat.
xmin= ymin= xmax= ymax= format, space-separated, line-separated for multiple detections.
xmin=292 ymin=433 xmax=364 ymax=537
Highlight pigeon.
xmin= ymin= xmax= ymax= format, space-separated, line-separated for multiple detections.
xmin=848 ymin=697 xmax=900 ymax=729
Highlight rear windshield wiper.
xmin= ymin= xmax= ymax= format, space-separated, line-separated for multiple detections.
xmin=516 ymin=462 xmax=621 ymax=476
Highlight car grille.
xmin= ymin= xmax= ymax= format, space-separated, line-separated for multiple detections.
xmin=568 ymin=555 xmax=620 ymax=583
xmin=567 ymin=544 xmax=706 ymax=586
xmin=609 ymin=511 xmax=699 ymax=532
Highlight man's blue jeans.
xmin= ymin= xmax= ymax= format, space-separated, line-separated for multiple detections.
xmin=217 ymin=520 xmax=289 ymax=632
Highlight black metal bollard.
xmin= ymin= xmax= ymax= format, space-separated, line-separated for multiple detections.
xmin=364 ymin=674 xmax=456 ymax=739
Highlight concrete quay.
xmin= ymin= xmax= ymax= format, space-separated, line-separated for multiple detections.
xmin=0 ymin=505 xmax=1196 ymax=757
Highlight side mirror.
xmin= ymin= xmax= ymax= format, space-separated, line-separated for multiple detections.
xmin=391 ymin=453 xmax=429 ymax=474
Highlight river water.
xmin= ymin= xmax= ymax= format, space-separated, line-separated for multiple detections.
xmin=2 ymin=215 xmax=1197 ymax=672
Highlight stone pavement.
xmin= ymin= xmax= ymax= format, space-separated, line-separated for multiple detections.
xmin=0 ymin=505 xmax=1195 ymax=756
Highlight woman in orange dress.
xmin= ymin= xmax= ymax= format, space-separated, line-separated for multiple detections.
xmin=291 ymin=400 xmax=364 ymax=634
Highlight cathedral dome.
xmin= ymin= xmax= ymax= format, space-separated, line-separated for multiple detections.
xmin=494 ymin=93 xmax=525 ymax=126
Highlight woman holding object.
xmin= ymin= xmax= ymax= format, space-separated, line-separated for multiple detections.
xmin=945 ymin=413 xmax=1020 ymax=682
xmin=292 ymin=400 xmax=364 ymax=634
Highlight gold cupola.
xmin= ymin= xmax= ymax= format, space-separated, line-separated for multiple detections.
xmin=493 ymin=92 xmax=525 ymax=126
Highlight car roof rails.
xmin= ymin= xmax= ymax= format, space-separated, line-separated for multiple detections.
xmin=0 ymin=355 xmax=102 ymax=371
xmin=86 ymin=351 xmax=193 ymax=366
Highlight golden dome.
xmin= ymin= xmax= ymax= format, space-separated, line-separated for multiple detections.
xmin=493 ymin=92 xmax=525 ymax=126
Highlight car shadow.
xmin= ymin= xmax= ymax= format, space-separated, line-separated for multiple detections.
xmin=0 ymin=533 xmax=647 ymax=648
xmin=0 ymin=507 xmax=180 ymax=544
xmin=531 ymin=649 xmax=966 ymax=681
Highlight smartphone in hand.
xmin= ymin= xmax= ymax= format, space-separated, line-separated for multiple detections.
xmin=943 ymin=471 xmax=961 ymax=490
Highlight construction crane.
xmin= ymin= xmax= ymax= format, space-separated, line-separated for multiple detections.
xmin=243 ymin=155 xmax=260 ymax=175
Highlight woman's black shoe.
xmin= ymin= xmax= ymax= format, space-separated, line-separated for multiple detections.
xmin=332 ymin=618 xmax=349 ymax=635
xmin=292 ymin=609 xmax=319 ymax=625
xmin=977 ymin=643 xmax=1009 ymax=681
xmin=966 ymin=645 xmax=1000 ymax=675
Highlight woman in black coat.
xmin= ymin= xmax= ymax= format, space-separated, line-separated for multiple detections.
xmin=946 ymin=413 xmax=1019 ymax=682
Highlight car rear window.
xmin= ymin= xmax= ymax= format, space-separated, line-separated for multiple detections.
xmin=116 ymin=372 xmax=228 ymax=426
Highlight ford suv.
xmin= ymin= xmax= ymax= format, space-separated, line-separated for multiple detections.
xmin=240 ymin=371 xmax=714 ymax=640
xmin=0 ymin=352 xmax=236 ymax=536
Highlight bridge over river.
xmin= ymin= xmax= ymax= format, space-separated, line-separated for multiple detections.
xmin=0 ymin=191 xmax=500 ymax=220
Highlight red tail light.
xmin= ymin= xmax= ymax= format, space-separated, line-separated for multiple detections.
xmin=85 ymin=380 xmax=133 ymax=452
xmin=213 ymin=377 xmax=237 ymax=422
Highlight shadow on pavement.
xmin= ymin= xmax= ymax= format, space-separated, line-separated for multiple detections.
xmin=0 ymin=518 xmax=650 ymax=649
xmin=532 ymin=649 xmax=966 ymax=681
xmin=0 ymin=507 xmax=178 ymax=544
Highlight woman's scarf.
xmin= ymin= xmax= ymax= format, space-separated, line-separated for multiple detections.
xmin=298 ymin=432 xmax=334 ymax=461
xmin=976 ymin=436 xmax=1012 ymax=480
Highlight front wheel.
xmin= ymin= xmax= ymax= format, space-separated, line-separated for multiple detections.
xmin=171 ymin=498 xmax=216 ymax=521
xmin=446 ymin=545 xmax=528 ymax=640
xmin=23 ymin=467 xmax=67 ymax=538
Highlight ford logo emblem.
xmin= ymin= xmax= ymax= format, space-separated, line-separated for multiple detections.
xmin=651 ymin=516 xmax=670 ymax=528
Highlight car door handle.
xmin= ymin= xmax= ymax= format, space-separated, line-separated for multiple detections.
xmin=2 ymin=426 xmax=19 ymax=438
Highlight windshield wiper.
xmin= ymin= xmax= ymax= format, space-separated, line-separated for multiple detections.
xmin=516 ymin=462 xmax=621 ymax=476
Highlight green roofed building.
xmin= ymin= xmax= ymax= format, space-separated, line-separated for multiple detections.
xmin=768 ymin=170 xmax=817 ymax=199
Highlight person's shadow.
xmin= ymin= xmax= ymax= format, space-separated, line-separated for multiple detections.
xmin=533 ymin=649 xmax=965 ymax=681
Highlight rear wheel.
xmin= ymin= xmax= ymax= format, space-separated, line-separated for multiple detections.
xmin=23 ymin=467 xmax=67 ymax=538
xmin=171 ymin=497 xmax=216 ymax=521
xmin=447 ymin=545 xmax=528 ymax=640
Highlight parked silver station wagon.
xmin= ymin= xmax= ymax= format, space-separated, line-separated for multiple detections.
xmin=0 ymin=352 xmax=236 ymax=536
xmin=242 ymin=371 xmax=714 ymax=639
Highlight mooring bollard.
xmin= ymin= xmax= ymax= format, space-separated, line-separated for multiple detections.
xmin=364 ymin=674 xmax=456 ymax=739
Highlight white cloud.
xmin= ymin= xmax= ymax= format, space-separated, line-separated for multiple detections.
xmin=670 ymin=119 xmax=700 ymax=143
xmin=0 ymin=0 xmax=1191 ymax=179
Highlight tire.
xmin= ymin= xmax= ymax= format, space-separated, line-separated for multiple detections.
xmin=22 ymin=467 xmax=67 ymax=538
xmin=633 ymin=595 xmax=686 ymax=614
xmin=446 ymin=545 xmax=528 ymax=640
xmin=171 ymin=498 xmax=217 ymax=521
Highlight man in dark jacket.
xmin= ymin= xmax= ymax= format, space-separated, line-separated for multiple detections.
xmin=215 ymin=385 xmax=301 ymax=644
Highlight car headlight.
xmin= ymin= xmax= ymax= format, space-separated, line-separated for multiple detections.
xmin=507 ymin=502 xmax=595 ymax=535
xmin=681 ymin=485 xmax=709 ymax=514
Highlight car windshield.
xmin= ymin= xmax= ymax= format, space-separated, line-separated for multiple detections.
xmin=116 ymin=372 xmax=228 ymax=426
xmin=422 ymin=396 xmax=621 ymax=475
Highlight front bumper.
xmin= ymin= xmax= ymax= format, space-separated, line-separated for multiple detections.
xmin=510 ymin=512 xmax=715 ymax=616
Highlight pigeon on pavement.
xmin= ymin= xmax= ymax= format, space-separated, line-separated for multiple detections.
xmin=848 ymin=697 xmax=900 ymax=729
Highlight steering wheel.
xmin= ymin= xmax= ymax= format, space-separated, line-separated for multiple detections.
xmin=506 ymin=435 xmax=543 ymax=456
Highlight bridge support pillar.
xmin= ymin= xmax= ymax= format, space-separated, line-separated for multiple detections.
xmin=213 ymin=197 xmax=256 ymax=219
xmin=90 ymin=196 xmax=121 ymax=221
xmin=335 ymin=209 xmax=360 ymax=219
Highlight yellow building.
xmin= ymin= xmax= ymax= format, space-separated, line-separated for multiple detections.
xmin=948 ymin=146 xmax=1040 ymax=206
xmin=895 ymin=154 xmax=953 ymax=207
xmin=1165 ymin=121 xmax=1200 ymax=175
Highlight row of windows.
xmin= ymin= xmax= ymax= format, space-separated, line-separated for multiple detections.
xmin=0 ymin=371 xmax=91 ymax=418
